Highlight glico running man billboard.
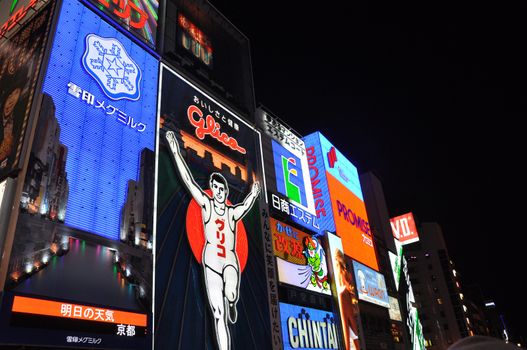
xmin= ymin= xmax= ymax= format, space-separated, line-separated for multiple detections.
xmin=155 ymin=65 xmax=271 ymax=350
xmin=0 ymin=1 xmax=158 ymax=348
xmin=304 ymin=132 xmax=378 ymax=271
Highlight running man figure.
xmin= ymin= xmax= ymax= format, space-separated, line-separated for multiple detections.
xmin=166 ymin=131 xmax=260 ymax=350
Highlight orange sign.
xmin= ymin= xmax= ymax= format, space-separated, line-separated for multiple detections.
xmin=390 ymin=212 xmax=419 ymax=245
xmin=12 ymin=296 xmax=147 ymax=326
xmin=327 ymin=173 xmax=379 ymax=270
xmin=270 ymin=217 xmax=309 ymax=265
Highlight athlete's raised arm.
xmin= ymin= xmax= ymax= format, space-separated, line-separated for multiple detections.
xmin=166 ymin=131 xmax=207 ymax=207
xmin=232 ymin=181 xmax=260 ymax=221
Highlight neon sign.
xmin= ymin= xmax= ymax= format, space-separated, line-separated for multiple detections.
xmin=188 ymin=104 xmax=247 ymax=154
xmin=0 ymin=0 xmax=46 ymax=38
xmin=83 ymin=0 xmax=158 ymax=46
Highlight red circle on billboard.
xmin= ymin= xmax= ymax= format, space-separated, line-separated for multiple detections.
xmin=185 ymin=190 xmax=248 ymax=272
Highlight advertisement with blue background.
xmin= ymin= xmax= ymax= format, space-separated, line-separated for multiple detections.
xmin=279 ymin=302 xmax=339 ymax=350
xmin=42 ymin=0 xmax=158 ymax=240
xmin=352 ymin=260 xmax=390 ymax=308
xmin=316 ymin=132 xmax=362 ymax=201
xmin=303 ymin=132 xmax=335 ymax=233
xmin=0 ymin=2 xmax=157 ymax=348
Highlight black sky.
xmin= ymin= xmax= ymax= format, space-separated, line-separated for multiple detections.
xmin=209 ymin=0 xmax=527 ymax=341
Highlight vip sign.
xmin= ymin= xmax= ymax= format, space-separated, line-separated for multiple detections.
xmin=156 ymin=65 xmax=271 ymax=350
xmin=279 ymin=302 xmax=339 ymax=350
xmin=390 ymin=212 xmax=419 ymax=245
xmin=271 ymin=218 xmax=331 ymax=295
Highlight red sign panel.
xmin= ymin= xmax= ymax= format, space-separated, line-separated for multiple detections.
xmin=390 ymin=212 xmax=419 ymax=245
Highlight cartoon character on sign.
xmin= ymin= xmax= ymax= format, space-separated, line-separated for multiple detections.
xmin=303 ymin=236 xmax=329 ymax=291
xmin=165 ymin=131 xmax=260 ymax=350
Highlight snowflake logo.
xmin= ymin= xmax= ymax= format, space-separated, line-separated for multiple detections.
xmin=82 ymin=34 xmax=141 ymax=101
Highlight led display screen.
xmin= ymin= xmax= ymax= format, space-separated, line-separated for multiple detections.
xmin=0 ymin=1 xmax=51 ymax=179
xmin=304 ymin=131 xmax=378 ymax=271
xmin=279 ymin=302 xmax=339 ymax=350
xmin=0 ymin=2 xmax=157 ymax=348
xmin=327 ymin=174 xmax=378 ymax=270
xmin=326 ymin=232 xmax=361 ymax=350
xmin=82 ymin=0 xmax=158 ymax=47
xmin=155 ymin=64 xmax=271 ymax=350
xmin=352 ymin=260 xmax=389 ymax=308
xmin=271 ymin=218 xmax=331 ymax=295
xmin=303 ymin=133 xmax=335 ymax=233
xmin=257 ymin=110 xmax=320 ymax=234
xmin=390 ymin=212 xmax=420 ymax=245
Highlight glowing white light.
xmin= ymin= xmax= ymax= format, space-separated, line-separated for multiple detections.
xmin=25 ymin=263 xmax=33 ymax=274
xmin=42 ymin=254 xmax=50 ymax=264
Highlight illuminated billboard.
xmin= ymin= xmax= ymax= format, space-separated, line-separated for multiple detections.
xmin=326 ymin=232 xmax=360 ymax=350
xmin=388 ymin=239 xmax=403 ymax=291
xmin=0 ymin=1 xmax=157 ymax=348
xmin=82 ymin=0 xmax=158 ymax=47
xmin=304 ymin=132 xmax=378 ymax=271
xmin=0 ymin=0 xmax=52 ymax=180
xmin=177 ymin=13 xmax=213 ymax=66
xmin=0 ymin=0 xmax=50 ymax=38
xmin=155 ymin=64 xmax=271 ymax=350
xmin=352 ymin=260 xmax=389 ymax=308
xmin=388 ymin=296 xmax=402 ymax=321
xmin=271 ymin=218 xmax=331 ymax=295
xmin=279 ymin=302 xmax=339 ymax=350
xmin=257 ymin=109 xmax=319 ymax=234
xmin=390 ymin=212 xmax=419 ymax=245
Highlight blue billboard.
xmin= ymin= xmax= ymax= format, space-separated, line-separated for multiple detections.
xmin=279 ymin=302 xmax=339 ymax=350
xmin=352 ymin=260 xmax=390 ymax=308
xmin=41 ymin=0 xmax=158 ymax=240
xmin=317 ymin=133 xmax=362 ymax=201
xmin=273 ymin=139 xmax=309 ymax=208
xmin=303 ymin=132 xmax=335 ymax=233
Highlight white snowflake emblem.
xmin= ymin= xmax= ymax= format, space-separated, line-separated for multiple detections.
xmin=82 ymin=34 xmax=142 ymax=101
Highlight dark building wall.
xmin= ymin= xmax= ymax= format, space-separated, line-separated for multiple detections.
xmin=404 ymin=223 xmax=472 ymax=349
xmin=162 ymin=0 xmax=255 ymax=120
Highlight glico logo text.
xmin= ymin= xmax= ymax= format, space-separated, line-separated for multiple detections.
xmin=187 ymin=105 xmax=246 ymax=154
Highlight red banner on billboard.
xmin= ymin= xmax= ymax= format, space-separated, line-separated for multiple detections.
xmin=390 ymin=212 xmax=419 ymax=245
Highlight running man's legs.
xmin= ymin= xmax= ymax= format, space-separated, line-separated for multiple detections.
xmin=204 ymin=266 xmax=230 ymax=350
xmin=223 ymin=264 xmax=240 ymax=323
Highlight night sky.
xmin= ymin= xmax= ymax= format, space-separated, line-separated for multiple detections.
xmin=210 ymin=0 xmax=526 ymax=342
